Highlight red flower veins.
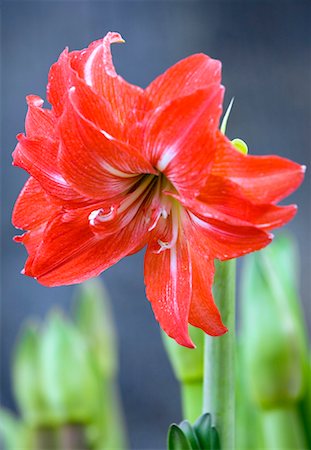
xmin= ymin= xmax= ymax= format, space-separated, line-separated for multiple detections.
xmin=12 ymin=32 xmax=305 ymax=347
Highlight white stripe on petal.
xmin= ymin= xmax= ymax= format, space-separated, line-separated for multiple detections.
xmin=84 ymin=43 xmax=102 ymax=87
xmin=157 ymin=147 xmax=176 ymax=171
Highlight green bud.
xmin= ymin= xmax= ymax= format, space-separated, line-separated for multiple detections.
xmin=240 ymin=235 xmax=309 ymax=409
xmin=231 ymin=138 xmax=248 ymax=154
xmin=73 ymin=279 xmax=117 ymax=378
xmin=12 ymin=322 xmax=42 ymax=424
xmin=39 ymin=311 xmax=99 ymax=425
xmin=219 ymin=98 xmax=249 ymax=155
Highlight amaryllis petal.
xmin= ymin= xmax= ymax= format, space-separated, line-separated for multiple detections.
xmin=12 ymin=177 xmax=60 ymax=230
xmin=47 ymin=48 xmax=70 ymax=117
xmin=146 ymin=53 xmax=221 ymax=108
xmin=27 ymin=206 xmax=149 ymax=286
xmin=144 ymin=209 xmax=194 ymax=347
xmin=189 ymin=255 xmax=227 ymax=336
xmin=70 ymin=32 xmax=146 ymax=126
xmin=176 ymin=175 xmax=298 ymax=231
xmin=144 ymin=85 xmax=224 ymax=194
xmin=185 ymin=211 xmax=272 ymax=261
xmin=25 ymin=95 xmax=56 ymax=138
xmin=12 ymin=134 xmax=84 ymax=201
xmin=15 ymin=225 xmax=47 ymax=277
xmin=59 ymin=89 xmax=155 ymax=199
xmin=212 ymin=132 xmax=305 ymax=204
xmin=144 ymin=233 xmax=194 ymax=348
xmin=67 ymin=73 xmax=120 ymax=138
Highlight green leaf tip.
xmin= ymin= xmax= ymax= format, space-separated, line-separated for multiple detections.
xmin=220 ymin=98 xmax=234 ymax=134
xmin=167 ymin=424 xmax=193 ymax=450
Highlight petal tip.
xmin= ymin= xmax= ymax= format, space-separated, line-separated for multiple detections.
xmin=106 ymin=31 xmax=125 ymax=44
xmin=267 ymin=232 xmax=274 ymax=241
xmin=26 ymin=95 xmax=44 ymax=108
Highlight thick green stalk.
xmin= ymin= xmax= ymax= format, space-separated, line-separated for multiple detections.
xmin=181 ymin=381 xmax=203 ymax=423
xmin=262 ymin=406 xmax=307 ymax=449
xmin=203 ymin=259 xmax=236 ymax=450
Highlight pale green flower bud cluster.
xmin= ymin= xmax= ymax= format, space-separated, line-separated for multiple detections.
xmin=0 ymin=279 xmax=127 ymax=450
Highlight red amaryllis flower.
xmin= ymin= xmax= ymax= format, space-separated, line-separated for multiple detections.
xmin=13 ymin=32 xmax=305 ymax=347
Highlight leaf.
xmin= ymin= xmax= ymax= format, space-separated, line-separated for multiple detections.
xmin=193 ymin=413 xmax=212 ymax=449
xmin=180 ymin=420 xmax=201 ymax=449
xmin=168 ymin=424 xmax=193 ymax=450
xmin=220 ymin=98 xmax=234 ymax=134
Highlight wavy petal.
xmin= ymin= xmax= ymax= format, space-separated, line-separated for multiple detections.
xmin=47 ymin=48 xmax=70 ymax=117
xmin=12 ymin=134 xmax=84 ymax=201
xmin=25 ymin=205 xmax=149 ymax=286
xmin=70 ymin=32 xmax=146 ymax=126
xmin=144 ymin=86 xmax=224 ymax=194
xmin=67 ymin=74 xmax=121 ymax=138
xmin=174 ymin=175 xmax=297 ymax=231
xmin=189 ymin=254 xmax=227 ymax=336
xmin=212 ymin=132 xmax=305 ymax=203
xmin=146 ymin=53 xmax=221 ymax=108
xmin=144 ymin=219 xmax=194 ymax=348
xmin=25 ymin=95 xmax=56 ymax=138
xmin=12 ymin=177 xmax=61 ymax=230
xmin=184 ymin=210 xmax=272 ymax=261
xmin=59 ymin=90 xmax=155 ymax=199
xmin=15 ymin=224 xmax=47 ymax=277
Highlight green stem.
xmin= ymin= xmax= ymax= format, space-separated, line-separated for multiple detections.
xmin=262 ymin=406 xmax=308 ymax=449
xmin=203 ymin=259 xmax=236 ymax=450
xmin=181 ymin=380 xmax=203 ymax=423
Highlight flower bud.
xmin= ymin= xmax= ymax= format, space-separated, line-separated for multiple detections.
xmin=73 ymin=279 xmax=117 ymax=378
xmin=240 ymin=235 xmax=309 ymax=409
xmin=231 ymin=138 xmax=248 ymax=154
xmin=12 ymin=322 xmax=42 ymax=424
xmin=39 ymin=311 xmax=99 ymax=425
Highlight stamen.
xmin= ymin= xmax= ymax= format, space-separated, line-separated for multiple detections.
xmin=88 ymin=206 xmax=116 ymax=225
xmin=156 ymin=205 xmax=180 ymax=253
xmin=119 ymin=175 xmax=155 ymax=213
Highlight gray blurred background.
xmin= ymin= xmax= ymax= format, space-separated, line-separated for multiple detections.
xmin=1 ymin=1 xmax=310 ymax=449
